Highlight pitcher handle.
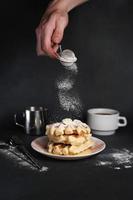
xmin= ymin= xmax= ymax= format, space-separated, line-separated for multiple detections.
xmin=43 ymin=108 xmax=48 ymax=124
xmin=14 ymin=113 xmax=25 ymax=128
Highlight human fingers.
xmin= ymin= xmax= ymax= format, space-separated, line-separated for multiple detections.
xmin=52 ymin=43 xmax=59 ymax=56
xmin=35 ymin=27 xmax=46 ymax=56
xmin=52 ymin=18 xmax=67 ymax=44
xmin=41 ymin=19 xmax=58 ymax=58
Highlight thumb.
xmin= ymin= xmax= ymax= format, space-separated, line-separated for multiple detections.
xmin=52 ymin=21 xmax=65 ymax=44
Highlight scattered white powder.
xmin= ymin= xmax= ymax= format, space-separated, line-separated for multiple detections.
xmin=114 ymin=167 xmax=121 ymax=170
xmin=64 ymin=63 xmax=78 ymax=73
xmin=39 ymin=166 xmax=48 ymax=172
xmin=0 ymin=141 xmax=48 ymax=172
xmin=56 ymin=78 xmax=74 ymax=91
xmin=97 ymin=161 xmax=112 ymax=166
xmin=56 ymin=62 xmax=82 ymax=118
xmin=112 ymin=148 xmax=133 ymax=165
xmin=58 ymin=91 xmax=82 ymax=115
xmin=96 ymin=148 xmax=133 ymax=170
xmin=124 ymin=165 xmax=132 ymax=169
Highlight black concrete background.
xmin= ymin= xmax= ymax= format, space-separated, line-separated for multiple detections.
xmin=0 ymin=128 xmax=133 ymax=200
xmin=0 ymin=1 xmax=133 ymax=199
xmin=0 ymin=0 xmax=133 ymax=129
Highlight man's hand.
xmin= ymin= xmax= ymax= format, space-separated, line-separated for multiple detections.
xmin=36 ymin=7 xmax=69 ymax=58
xmin=36 ymin=0 xmax=88 ymax=58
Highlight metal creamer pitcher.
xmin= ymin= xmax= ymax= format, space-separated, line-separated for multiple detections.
xmin=14 ymin=106 xmax=48 ymax=135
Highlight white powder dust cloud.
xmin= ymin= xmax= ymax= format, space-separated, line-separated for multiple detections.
xmin=56 ymin=63 xmax=82 ymax=118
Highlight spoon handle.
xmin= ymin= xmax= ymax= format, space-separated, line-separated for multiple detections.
xmin=9 ymin=148 xmax=38 ymax=168
xmin=8 ymin=137 xmax=42 ymax=170
xmin=0 ymin=144 xmax=38 ymax=169
xmin=17 ymin=145 xmax=42 ymax=170
xmin=59 ymin=45 xmax=62 ymax=54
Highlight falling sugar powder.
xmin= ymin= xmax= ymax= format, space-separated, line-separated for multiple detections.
xmin=58 ymin=91 xmax=82 ymax=115
xmin=56 ymin=78 xmax=74 ymax=91
xmin=56 ymin=61 xmax=82 ymax=118
xmin=0 ymin=141 xmax=48 ymax=172
xmin=96 ymin=148 xmax=133 ymax=170
xmin=64 ymin=63 xmax=78 ymax=73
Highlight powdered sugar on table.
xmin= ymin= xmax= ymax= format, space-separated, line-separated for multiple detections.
xmin=0 ymin=141 xmax=48 ymax=173
xmin=96 ymin=148 xmax=133 ymax=170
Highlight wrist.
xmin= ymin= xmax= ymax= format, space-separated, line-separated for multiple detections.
xmin=49 ymin=0 xmax=88 ymax=13
xmin=48 ymin=0 xmax=70 ymax=13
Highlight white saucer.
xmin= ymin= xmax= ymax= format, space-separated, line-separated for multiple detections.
xmin=31 ymin=136 xmax=106 ymax=160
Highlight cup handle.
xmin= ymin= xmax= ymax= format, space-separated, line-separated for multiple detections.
xmin=14 ymin=113 xmax=25 ymax=128
xmin=118 ymin=116 xmax=127 ymax=127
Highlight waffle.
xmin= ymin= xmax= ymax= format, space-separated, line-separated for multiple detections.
xmin=47 ymin=132 xmax=91 ymax=146
xmin=46 ymin=118 xmax=93 ymax=155
xmin=46 ymin=118 xmax=91 ymax=137
xmin=47 ymin=139 xmax=94 ymax=155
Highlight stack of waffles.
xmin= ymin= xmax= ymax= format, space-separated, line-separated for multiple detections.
xmin=46 ymin=118 xmax=94 ymax=155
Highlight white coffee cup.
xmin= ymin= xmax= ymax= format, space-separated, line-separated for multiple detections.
xmin=87 ymin=108 xmax=127 ymax=136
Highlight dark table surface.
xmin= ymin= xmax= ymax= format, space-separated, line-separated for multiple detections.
xmin=0 ymin=127 xmax=133 ymax=200
xmin=0 ymin=1 xmax=133 ymax=199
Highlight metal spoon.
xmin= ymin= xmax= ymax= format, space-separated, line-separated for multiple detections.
xmin=0 ymin=141 xmax=36 ymax=167
xmin=9 ymin=137 xmax=42 ymax=171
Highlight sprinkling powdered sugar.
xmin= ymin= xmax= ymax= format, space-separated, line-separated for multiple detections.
xmin=56 ymin=55 xmax=82 ymax=118
xmin=0 ymin=141 xmax=48 ymax=172
xmin=96 ymin=148 xmax=133 ymax=170
xmin=59 ymin=48 xmax=77 ymax=67
xmin=58 ymin=91 xmax=82 ymax=114
xmin=56 ymin=78 xmax=74 ymax=91
xmin=64 ymin=63 xmax=78 ymax=73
